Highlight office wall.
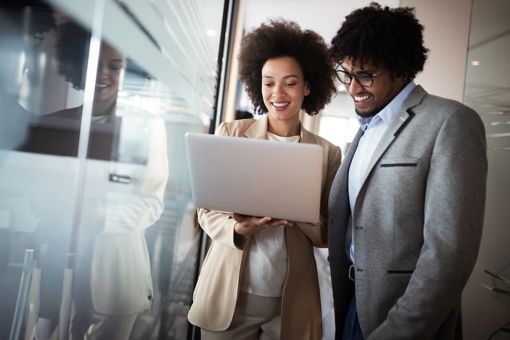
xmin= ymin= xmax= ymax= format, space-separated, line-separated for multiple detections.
xmin=400 ymin=0 xmax=471 ymax=102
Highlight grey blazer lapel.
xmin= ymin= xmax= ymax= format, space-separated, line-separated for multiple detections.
xmin=335 ymin=127 xmax=364 ymax=208
xmin=329 ymin=127 xmax=364 ymax=256
xmin=343 ymin=128 xmax=364 ymax=178
xmin=359 ymin=85 xmax=427 ymax=187
xmin=342 ymin=128 xmax=364 ymax=254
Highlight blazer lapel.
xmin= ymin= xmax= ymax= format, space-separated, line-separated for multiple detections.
xmin=244 ymin=115 xmax=269 ymax=139
xmin=339 ymin=128 xmax=364 ymax=252
xmin=331 ymin=127 xmax=364 ymax=216
xmin=329 ymin=127 xmax=364 ymax=256
xmin=300 ymin=126 xmax=316 ymax=144
xmin=359 ymin=85 xmax=427 ymax=187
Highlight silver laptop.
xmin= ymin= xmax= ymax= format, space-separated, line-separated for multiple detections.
xmin=185 ymin=132 xmax=323 ymax=223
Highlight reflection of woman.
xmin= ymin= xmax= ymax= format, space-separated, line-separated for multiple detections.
xmin=54 ymin=24 xmax=169 ymax=340
xmin=20 ymin=21 xmax=126 ymax=159
xmin=28 ymin=21 xmax=168 ymax=340
xmin=52 ymin=21 xmax=125 ymax=120
xmin=188 ymin=20 xmax=341 ymax=340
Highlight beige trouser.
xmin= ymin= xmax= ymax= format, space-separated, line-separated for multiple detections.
xmin=201 ymin=291 xmax=282 ymax=340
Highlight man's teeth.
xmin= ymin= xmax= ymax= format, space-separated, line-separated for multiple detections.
xmin=354 ymin=95 xmax=369 ymax=101
xmin=96 ymin=84 xmax=108 ymax=88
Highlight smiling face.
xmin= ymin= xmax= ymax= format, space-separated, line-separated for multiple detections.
xmin=261 ymin=56 xmax=310 ymax=134
xmin=93 ymin=43 xmax=125 ymax=111
xmin=340 ymin=58 xmax=406 ymax=117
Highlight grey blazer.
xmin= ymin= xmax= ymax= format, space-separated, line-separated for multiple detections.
xmin=327 ymin=85 xmax=488 ymax=340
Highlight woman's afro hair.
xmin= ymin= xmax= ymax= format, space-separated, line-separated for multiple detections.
xmin=238 ymin=19 xmax=336 ymax=115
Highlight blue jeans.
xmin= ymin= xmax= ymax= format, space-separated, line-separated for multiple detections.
xmin=341 ymin=295 xmax=364 ymax=340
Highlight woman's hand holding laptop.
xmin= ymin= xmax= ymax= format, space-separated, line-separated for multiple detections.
xmin=231 ymin=212 xmax=295 ymax=236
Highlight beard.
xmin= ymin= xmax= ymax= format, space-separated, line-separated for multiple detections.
xmin=355 ymin=105 xmax=384 ymax=118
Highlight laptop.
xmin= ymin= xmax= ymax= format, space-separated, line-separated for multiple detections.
xmin=185 ymin=132 xmax=323 ymax=223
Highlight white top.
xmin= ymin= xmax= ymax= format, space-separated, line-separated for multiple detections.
xmin=240 ymin=132 xmax=299 ymax=297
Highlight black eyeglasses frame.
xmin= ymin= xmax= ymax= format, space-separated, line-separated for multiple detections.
xmin=335 ymin=69 xmax=381 ymax=88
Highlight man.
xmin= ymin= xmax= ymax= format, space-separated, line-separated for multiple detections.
xmin=327 ymin=3 xmax=487 ymax=340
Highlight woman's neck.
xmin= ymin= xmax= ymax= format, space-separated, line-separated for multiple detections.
xmin=267 ymin=116 xmax=300 ymax=137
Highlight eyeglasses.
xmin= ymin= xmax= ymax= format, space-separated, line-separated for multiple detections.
xmin=335 ymin=69 xmax=381 ymax=87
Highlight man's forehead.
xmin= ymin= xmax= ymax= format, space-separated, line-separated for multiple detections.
xmin=340 ymin=58 xmax=377 ymax=71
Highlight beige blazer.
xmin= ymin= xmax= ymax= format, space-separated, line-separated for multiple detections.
xmin=188 ymin=115 xmax=341 ymax=340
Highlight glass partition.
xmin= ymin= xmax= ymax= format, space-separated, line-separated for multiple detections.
xmin=0 ymin=0 xmax=228 ymax=339
xmin=462 ymin=0 xmax=510 ymax=338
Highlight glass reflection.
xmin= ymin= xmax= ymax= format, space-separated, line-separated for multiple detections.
xmin=462 ymin=0 xmax=510 ymax=339
xmin=20 ymin=20 xmax=126 ymax=160
xmin=14 ymin=15 xmax=167 ymax=340
xmin=0 ymin=6 xmax=33 ymax=151
xmin=0 ymin=2 xmax=210 ymax=340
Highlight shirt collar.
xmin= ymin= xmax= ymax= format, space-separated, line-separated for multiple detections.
xmin=358 ymin=81 xmax=416 ymax=129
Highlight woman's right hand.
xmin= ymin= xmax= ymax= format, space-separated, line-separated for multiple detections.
xmin=231 ymin=212 xmax=293 ymax=237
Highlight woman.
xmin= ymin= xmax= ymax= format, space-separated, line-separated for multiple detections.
xmin=188 ymin=20 xmax=341 ymax=340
